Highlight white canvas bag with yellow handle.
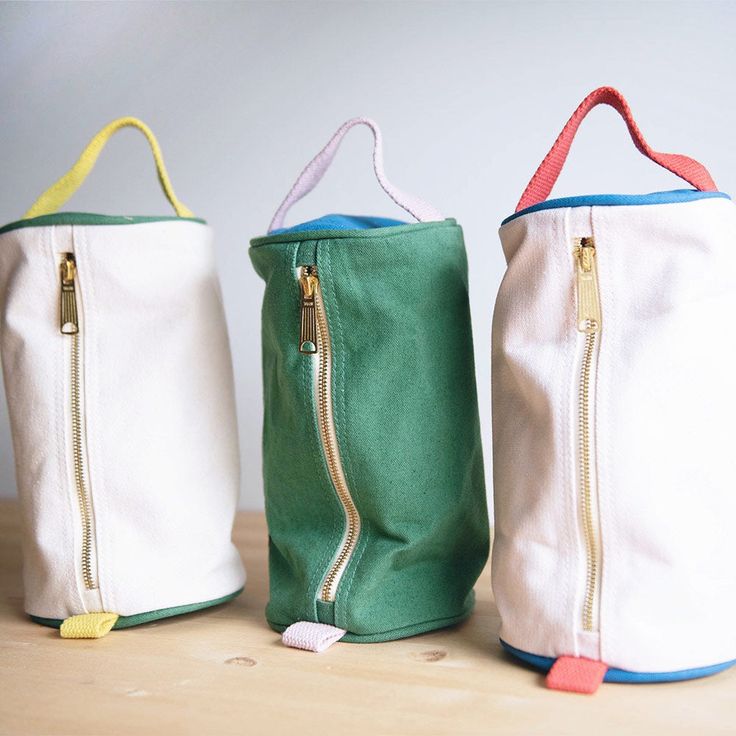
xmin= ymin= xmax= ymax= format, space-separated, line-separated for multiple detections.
xmin=0 ymin=118 xmax=245 ymax=638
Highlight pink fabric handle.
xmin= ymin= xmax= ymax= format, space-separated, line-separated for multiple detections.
xmin=268 ymin=117 xmax=443 ymax=233
xmin=516 ymin=86 xmax=718 ymax=212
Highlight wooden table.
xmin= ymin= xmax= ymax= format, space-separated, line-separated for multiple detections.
xmin=0 ymin=499 xmax=733 ymax=735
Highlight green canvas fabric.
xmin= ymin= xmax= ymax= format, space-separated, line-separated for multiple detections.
xmin=249 ymin=218 xmax=489 ymax=641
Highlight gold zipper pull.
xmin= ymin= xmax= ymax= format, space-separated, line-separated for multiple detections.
xmin=299 ymin=266 xmax=319 ymax=354
xmin=60 ymin=253 xmax=79 ymax=335
xmin=574 ymin=237 xmax=602 ymax=333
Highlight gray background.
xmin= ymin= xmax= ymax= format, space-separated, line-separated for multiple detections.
xmin=1 ymin=0 xmax=735 ymax=509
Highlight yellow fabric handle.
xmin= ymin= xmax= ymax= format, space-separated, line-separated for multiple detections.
xmin=23 ymin=116 xmax=194 ymax=219
xmin=60 ymin=612 xmax=119 ymax=639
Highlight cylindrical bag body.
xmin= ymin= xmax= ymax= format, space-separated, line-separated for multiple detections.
xmin=492 ymin=88 xmax=736 ymax=690
xmin=0 ymin=119 xmax=245 ymax=637
xmin=250 ymin=119 xmax=488 ymax=648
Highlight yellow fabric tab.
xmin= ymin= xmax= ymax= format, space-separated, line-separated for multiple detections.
xmin=60 ymin=612 xmax=119 ymax=639
xmin=23 ymin=116 xmax=194 ymax=219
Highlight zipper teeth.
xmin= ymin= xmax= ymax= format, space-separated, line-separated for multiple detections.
xmin=313 ymin=281 xmax=360 ymax=603
xmin=579 ymin=323 xmax=597 ymax=631
xmin=69 ymin=299 xmax=96 ymax=591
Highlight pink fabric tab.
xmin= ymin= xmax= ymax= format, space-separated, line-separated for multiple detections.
xmin=268 ymin=117 xmax=443 ymax=232
xmin=546 ymin=656 xmax=608 ymax=694
xmin=516 ymin=86 xmax=718 ymax=212
xmin=282 ymin=621 xmax=347 ymax=653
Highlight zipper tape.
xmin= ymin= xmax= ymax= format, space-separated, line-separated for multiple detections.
xmin=60 ymin=253 xmax=98 ymax=592
xmin=298 ymin=266 xmax=361 ymax=604
xmin=574 ymin=237 xmax=602 ymax=633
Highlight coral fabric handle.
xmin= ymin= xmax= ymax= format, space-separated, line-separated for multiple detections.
xmin=23 ymin=116 xmax=194 ymax=219
xmin=516 ymin=86 xmax=718 ymax=212
xmin=268 ymin=117 xmax=443 ymax=233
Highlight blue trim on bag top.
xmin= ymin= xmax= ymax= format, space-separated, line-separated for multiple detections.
xmin=270 ymin=214 xmax=406 ymax=235
xmin=500 ymin=640 xmax=736 ymax=683
xmin=501 ymin=189 xmax=731 ymax=226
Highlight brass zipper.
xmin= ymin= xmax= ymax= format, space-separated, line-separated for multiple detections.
xmin=299 ymin=269 xmax=318 ymax=354
xmin=299 ymin=266 xmax=361 ymax=603
xmin=60 ymin=254 xmax=97 ymax=591
xmin=573 ymin=237 xmax=601 ymax=632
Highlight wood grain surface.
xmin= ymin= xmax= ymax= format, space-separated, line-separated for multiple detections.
xmin=0 ymin=499 xmax=733 ymax=735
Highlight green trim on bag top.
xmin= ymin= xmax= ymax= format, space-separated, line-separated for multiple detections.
xmin=0 ymin=212 xmax=207 ymax=235
xmin=29 ymin=588 xmax=242 ymax=630
xmin=250 ymin=217 xmax=457 ymax=247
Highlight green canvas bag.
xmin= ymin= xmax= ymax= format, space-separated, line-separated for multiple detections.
xmin=249 ymin=118 xmax=489 ymax=651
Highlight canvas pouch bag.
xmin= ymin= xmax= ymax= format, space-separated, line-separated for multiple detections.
xmin=250 ymin=118 xmax=489 ymax=651
xmin=492 ymin=87 xmax=736 ymax=693
xmin=0 ymin=118 xmax=245 ymax=639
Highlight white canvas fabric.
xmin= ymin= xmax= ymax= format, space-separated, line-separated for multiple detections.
xmin=0 ymin=118 xmax=245 ymax=627
xmin=492 ymin=88 xmax=736 ymax=679
xmin=493 ymin=195 xmax=736 ymax=673
xmin=0 ymin=218 xmax=246 ymax=621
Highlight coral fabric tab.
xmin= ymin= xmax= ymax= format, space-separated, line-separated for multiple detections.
xmin=546 ymin=656 xmax=609 ymax=694
xmin=60 ymin=613 xmax=119 ymax=639
xmin=282 ymin=622 xmax=347 ymax=652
